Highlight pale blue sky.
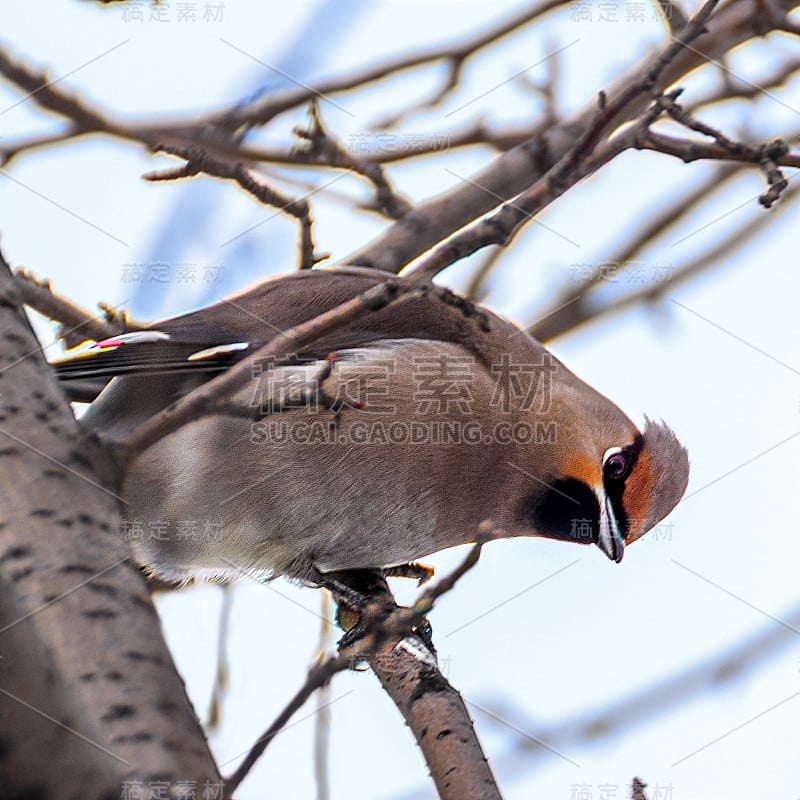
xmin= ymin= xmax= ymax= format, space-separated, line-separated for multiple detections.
xmin=2 ymin=2 xmax=799 ymax=798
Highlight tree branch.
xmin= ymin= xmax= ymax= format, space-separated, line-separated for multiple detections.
xmin=227 ymin=542 xmax=499 ymax=799
xmin=345 ymin=0 xmax=798 ymax=272
xmin=0 ymin=247 xmax=223 ymax=797
xmin=294 ymin=103 xmax=413 ymax=219
xmin=14 ymin=269 xmax=138 ymax=347
xmin=213 ymin=0 xmax=572 ymax=131
xmin=144 ymin=143 xmax=319 ymax=269
xmin=528 ymin=176 xmax=800 ymax=340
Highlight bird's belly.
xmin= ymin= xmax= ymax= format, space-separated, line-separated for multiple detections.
xmin=121 ymin=416 xmax=444 ymax=582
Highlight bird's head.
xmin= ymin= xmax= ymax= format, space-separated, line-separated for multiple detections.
xmin=521 ymin=414 xmax=689 ymax=563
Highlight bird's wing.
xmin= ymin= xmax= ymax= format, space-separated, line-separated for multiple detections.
xmin=52 ymin=334 xmax=250 ymax=394
xmin=55 ymin=266 xmax=565 ymax=433
xmin=51 ymin=267 xmax=402 ymax=402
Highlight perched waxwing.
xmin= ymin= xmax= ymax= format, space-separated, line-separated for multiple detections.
xmin=54 ymin=266 xmax=689 ymax=585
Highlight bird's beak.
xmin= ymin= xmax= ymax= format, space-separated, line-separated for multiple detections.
xmin=596 ymin=494 xmax=625 ymax=563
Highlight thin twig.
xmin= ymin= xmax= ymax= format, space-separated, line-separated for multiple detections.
xmin=484 ymin=600 xmax=800 ymax=782
xmin=294 ymin=104 xmax=413 ymax=219
xmin=13 ymin=269 xmax=137 ymax=347
xmin=144 ymin=144 xmax=318 ymax=269
xmin=215 ymin=0 xmax=573 ymax=130
xmin=227 ymin=541 xmax=492 ymax=796
xmin=683 ymin=56 xmax=800 ymax=116
xmin=0 ymin=39 xmax=541 ymax=172
xmin=225 ymin=640 xmax=351 ymax=792
xmin=529 ymin=162 xmax=743 ymax=342
xmin=635 ymin=93 xmax=797 ymax=205
xmin=640 ymin=130 xmax=796 ymax=205
xmin=0 ymin=47 xmax=110 ymax=133
xmin=516 ymin=34 xmax=563 ymax=128
xmin=205 ymin=585 xmax=233 ymax=731
xmin=4 ymin=51 xmax=797 ymax=172
xmin=528 ymin=176 xmax=800 ymax=340
xmin=631 ymin=777 xmax=650 ymax=800
xmin=313 ymin=591 xmax=334 ymax=800
xmin=121 ymin=276 xmax=407 ymax=458
xmin=401 ymin=88 xmax=685 ymax=282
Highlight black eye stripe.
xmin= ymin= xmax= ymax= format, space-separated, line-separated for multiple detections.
xmin=521 ymin=434 xmax=645 ymax=544
xmin=602 ymin=433 xmax=644 ymax=540
xmin=604 ymin=434 xmax=643 ymax=482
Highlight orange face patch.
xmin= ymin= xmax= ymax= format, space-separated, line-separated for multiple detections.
xmin=623 ymin=448 xmax=655 ymax=543
xmin=563 ymin=452 xmax=602 ymax=492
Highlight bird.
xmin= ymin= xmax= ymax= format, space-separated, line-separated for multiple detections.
xmin=53 ymin=266 xmax=689 ymax=588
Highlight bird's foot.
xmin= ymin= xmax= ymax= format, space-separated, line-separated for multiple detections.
xmin=384 ymin=561 xmax=435 ymax=586
xmin=297 ymin=564 xmax=436 ymax=654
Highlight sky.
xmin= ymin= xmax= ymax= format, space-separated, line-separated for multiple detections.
xmin=1 ymin=1 xmax=799 ymax=798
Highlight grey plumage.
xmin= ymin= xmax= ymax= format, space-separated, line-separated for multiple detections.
xmin=61 ymin=267 xmax=690 ymax=583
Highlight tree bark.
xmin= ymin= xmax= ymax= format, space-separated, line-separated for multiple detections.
xmin=0 ymin=251 xmax=222 ymax=798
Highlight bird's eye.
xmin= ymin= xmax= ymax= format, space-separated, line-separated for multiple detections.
xmin=605 ymin=452 xmax=629 ymax=481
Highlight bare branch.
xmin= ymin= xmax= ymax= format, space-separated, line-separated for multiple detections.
xmin=640 ymin=130 xmax=796 ymax=205
xmin=346 ymin=0 xmax=798 ymax=273
xmin=215 ymin=0 xmax=573 ymax=131
xmin=144 ymin=144 xmax=318 ymax=269
xmin=227 ymin=542 xmax=495 ymax=799
xmin=14 ymin=269 xmax=138 ymax=347
xmin=0 ymin=47 xmax=109 ymax=134
xmin=5 ymin=48 xmax=797 ymax=173
xmin=529 ymin=162 xmax=743 ymax=342
xmin=632 ymin=776 xmax=650 ymax=800
xmin=683 ymin=56 xmax=800 ymax=115
xmin=634 ymin=95 xmax=797 ymax=205
xmin=401 ymin=88 xmax=687 ymax=282
xmin=528 ymin=177 xmax=800 ymax=340
xmin=639 ymin=129 xmax=797 ymax=168
xmin=294 ymin=103 xmax=413 ymax=219
xmin=369 ymin=55 xmax=464 ymax=131
xmin=652 ymin=0 xmax=690 ymax=33
xmin=486 ymin=600 xmax=800 ymax=779
xmin=368 ymin=583 xmax=503 ymax=800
